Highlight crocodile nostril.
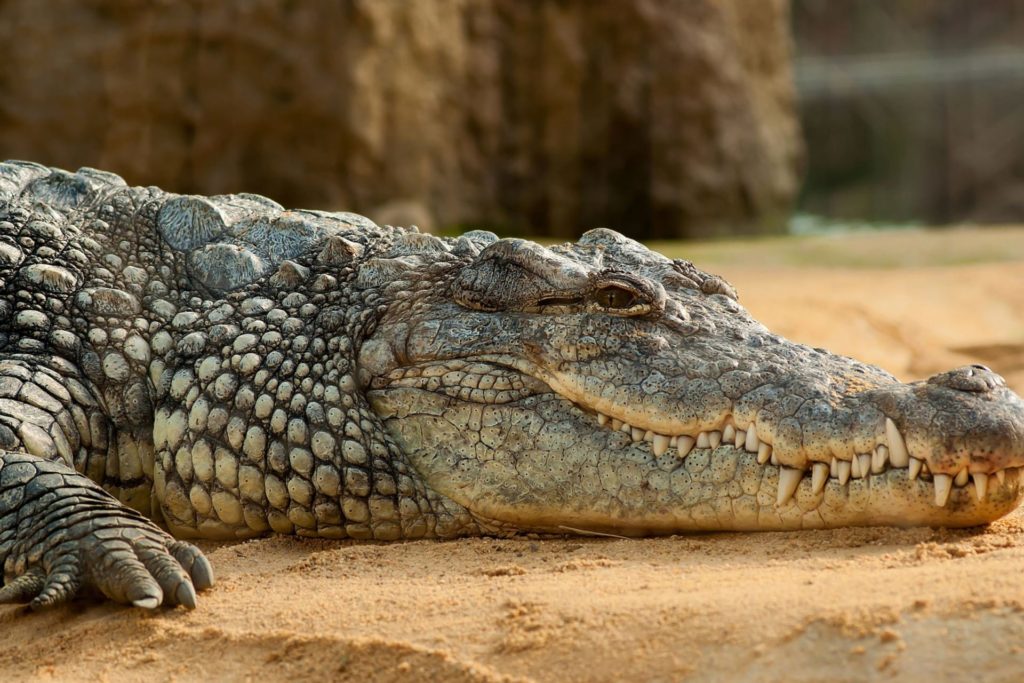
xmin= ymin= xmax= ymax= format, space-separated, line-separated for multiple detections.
xmin=971 ymin=364 xmax=992 ymax=373
xmin=928 ymin=365 xmax=1006 ymax=393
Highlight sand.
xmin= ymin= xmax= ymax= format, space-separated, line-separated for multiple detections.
xmin=3 ymin=228 xmax=1024 ymax=683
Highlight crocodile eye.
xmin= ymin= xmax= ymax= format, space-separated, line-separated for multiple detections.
xmin=593 ymin=285 xmax=637 ymax=310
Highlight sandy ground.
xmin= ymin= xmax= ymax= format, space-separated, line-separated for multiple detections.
xmin=3 ymin=227 xmax=1024 ymax=682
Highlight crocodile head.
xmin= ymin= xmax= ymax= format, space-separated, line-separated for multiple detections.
xmin=364 ymin=229 xmax=1024 ymax=533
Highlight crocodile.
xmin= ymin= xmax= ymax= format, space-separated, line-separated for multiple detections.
xmin=0 ymin=161 xmax=1022 ymax=612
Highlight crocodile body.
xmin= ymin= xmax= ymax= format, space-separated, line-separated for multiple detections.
xmin=0 ymin=161 xmax=1023 ymax=610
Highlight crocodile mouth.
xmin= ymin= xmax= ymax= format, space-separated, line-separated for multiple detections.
xmin=582 ymin=409 xmax=1023 ymax=508
xmin=371 ymin=358 xmax=1024 ymax=520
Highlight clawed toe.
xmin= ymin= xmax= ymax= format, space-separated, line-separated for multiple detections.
xmin=170 ymin=541 xmax=215 ymax=592
xmin=176 ymin=581 xmax=197 ymax=610
xmin=190 ymin=555 xmax=214 ymax=592
xmin=131 ymin=595 xmax=161 ymax=609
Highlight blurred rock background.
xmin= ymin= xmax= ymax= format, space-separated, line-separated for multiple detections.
xmin=794 ymin=0 xmax=1024 ymax=226
xmin=2 ymin=0 xmax=1020 ymax=239
xmin=0 ymin=0 xmax=800 ymax=239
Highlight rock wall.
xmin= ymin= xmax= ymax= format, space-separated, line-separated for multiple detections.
xmin=0 ymin=0 xmax=801 ymax=239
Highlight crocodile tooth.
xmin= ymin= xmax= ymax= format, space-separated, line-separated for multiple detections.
xmin=973 ymin=473 xmax=988 ymax=501
xmin=858 ymin=454 xmax=871 ymax=479
xmin=611 ymin=419 xmax=623 ymax=431
xmin=954 ymin=467 xmax=969 ymax=487
xmin=631 ymin=427 xmax=645 ymax=442
xmin=669 ymin=435 xmax=679 ymax=448
xmin=997 ymin=470 xmax=1006 ymax=485
xmin=872 ymin=445 xmax=889 ymax=473
xmin=723 ymin=425 xmax=736 ymax=442
xmin=909 ymin=457 xmax=923 ymax=480
xmin=811 ymin=462 xmax=829 ymax=495
xmin=697 ymin=432 xmax=711 ymax=449
xmin=620 ymin=421 xmax=632 ymax=434
xmin=838 ymin=460 xmax=851 ymax=485
xmin=830 ymin=457 xmax=838 ymax=478
xmin=597 ymin=413 xmax=609 ymax=427
xmin=677 ymin=436 xmax=696 ymax=459
xmin=770 ymin=451 xmax=779 ymax=466
xmin=934 ymin=474 xmax=952 ymax=506
xmin=643 ymin=430 xmax=655 ymax=443
xmin=777 ymin=467 xmax=802 ymax=505
xmin=709 ymin=431 xmax=722 ymax=448
xmin=757 ymin=443 xmax=772 ymax=465
xmin=745 ymin=427 xmax=760 ymax=453
xmin=850 ymin=453 xmax=862 ymax=478
xmin=734 ymin=428 xmax=745 ymax=449
xmin=652 ymin=434 xmax=671 ymax=457
xmin=885 ymin=418 xmax=909 ymax=467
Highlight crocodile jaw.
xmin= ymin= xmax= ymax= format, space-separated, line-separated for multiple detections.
xmin=366 ymin=329 xmax=1024 ymax=531
xmin=368 ymin=382 xmax=1024 ymax=533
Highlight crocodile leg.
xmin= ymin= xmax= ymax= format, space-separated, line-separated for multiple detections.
xmin=0 ymin=357 xmax=212 ymax=610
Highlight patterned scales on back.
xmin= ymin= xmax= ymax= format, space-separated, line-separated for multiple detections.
xmin=0 ymin=162 xmax=412 ymax=520
xmin=155 ymin=194 xmax=379 ymax=295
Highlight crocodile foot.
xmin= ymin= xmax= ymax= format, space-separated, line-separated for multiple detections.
xmin=0 ymin=454 xmax=214 ymax=610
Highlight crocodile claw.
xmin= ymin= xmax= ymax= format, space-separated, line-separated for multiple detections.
xmin=1 ymin=529 xmax=212 ymax=611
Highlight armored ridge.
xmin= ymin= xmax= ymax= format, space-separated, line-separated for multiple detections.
xmin=0 ymin=161 xmax=1023 ymax=611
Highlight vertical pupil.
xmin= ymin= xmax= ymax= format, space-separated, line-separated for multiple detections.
xmin=601 ymin=287 xmax=633 ymax=308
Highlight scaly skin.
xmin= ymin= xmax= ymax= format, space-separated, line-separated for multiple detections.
xmin=0 ymin=161 xmax=1023 ymax=611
